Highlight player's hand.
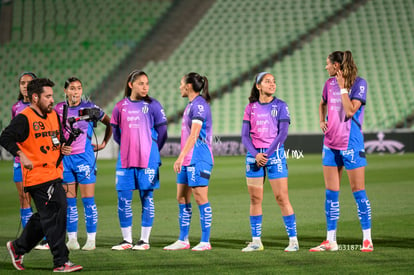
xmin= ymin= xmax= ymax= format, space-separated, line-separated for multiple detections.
xmin=93 ymin=141 xmax=107 ymax=152
xmin=320 ymin=121 xmax=328 ymax=133
xmin=255 ymin=153 xmax=268 ymax=167
xmin=18 ymin=151 xmax=33 ymax=170
xmin=61 ymin=143 xmax=72 ymax=155
xmin=336 ymin=70 xmax=345 ymax=89
xmin=173 ymin=158 xmax=183 ymax=173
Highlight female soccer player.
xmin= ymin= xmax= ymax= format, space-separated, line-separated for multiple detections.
xmin=11 ymin=72 xmax=37 ymax=229
xmin=110 ymin=70 xmax=167 ymax=251
xmin=240 ymin=72 xmax=299 ymax=252
xmin=163 ymin=72 xmax=213 ymax=252
xmin=55 ymin=77 xmax=112 ymax=251
xmin=309 ymin=51 xmax=373 ymax=252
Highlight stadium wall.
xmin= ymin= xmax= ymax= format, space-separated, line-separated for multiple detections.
xmin=1 ymin=130 xmax=412 ymax=161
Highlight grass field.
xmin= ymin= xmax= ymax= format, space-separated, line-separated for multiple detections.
xmin=0 ymin=153 xmax=413 ymax=274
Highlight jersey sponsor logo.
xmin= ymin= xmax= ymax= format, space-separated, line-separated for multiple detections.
xmin=127 ymin=116 xmax=140 ymax=121
xmin=145 ymin=168 xmax=156 ymax=183
xmin=197 ymin=104 xmax=204 ymax=116
xmin=77 ymin=164 xmax=91 ymax=179
xmin=359 ymin=86 xmax=365 ymax=97
xmin=160 ymin=109 xmax=167 ymax=121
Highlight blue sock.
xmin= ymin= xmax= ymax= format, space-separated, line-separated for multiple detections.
xmin=67 ymin=197 xmax=78 ymax=233
xmin=325 ymin=190 xmax=340 ymax=231
xmin=199 ymin=202 xmax=212 ymax=243
xmin=282 ymin=214 xmax=297 ymax=238
xmin=249 ymin=215 xmax=262 ymax=238
xmin=82 ymin=197 xmax=98 ymax=233
xmin=178 ymin=203 xmax=192 ymax=241
xmin=118 ymin=190 xmax=133 ymax=228
xmin=353 ymin=190 xmax=371 ymax=230
xmin=140 ymin=190 xmax=155 ymax=227
xmin=20 ymin=207 xmax=33 ymax=228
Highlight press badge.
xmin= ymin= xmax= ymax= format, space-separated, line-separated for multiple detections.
xmin=51 ymin=134 xmax=60 ymax=147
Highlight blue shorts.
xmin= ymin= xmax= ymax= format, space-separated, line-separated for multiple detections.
xmin=245 ymin=150 xmax=288 ymax=180
xmin=322 ymin=145 xmax=367 ymax=170
xmin=176 ymin=161 xmax=213 ymax=187
xmin=13 ymin=162 xmax=23 ymax=182
xmin=116 ymin=164 xmax=160 ymax=191
xmin=63 ymin=152 xmax=96 ymax=184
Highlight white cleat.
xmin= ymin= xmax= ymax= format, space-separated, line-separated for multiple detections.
xmin=284 ymin=241 xmax=299 ymax=252
xmin=241 ymin=241 xmax=264 ymax=252
xmin=111 ymin=240 xmax=133 ymax=250
xmin=163 ymin=240 xmax=190 ymax=251
xmin=82 ymin=240 xmax=96 ymax=251
xmin=66 ymin=239 xmax=80 ymax=250
xmin=309 ymin=240 xmax=338 ymax=252
xmin=191 ymin=242 xmax=211 ymax=251
xmin=132 ymin=240 xmax=150 ymax=250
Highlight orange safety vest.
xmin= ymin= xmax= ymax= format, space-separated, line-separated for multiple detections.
xmin=18 ymin=107 xmax=63 ymax=187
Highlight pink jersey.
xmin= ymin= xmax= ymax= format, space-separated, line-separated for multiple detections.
xmin=322 ymin=77 xmax=367 ymax=150
xmin=243 ymin=97 xmax=290 ymax=149
xmin=111 ymin=97 xmax=167 ymax=168
xmin=11 ymin=100 xmax=30 ymax=163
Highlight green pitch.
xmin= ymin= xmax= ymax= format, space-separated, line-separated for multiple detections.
xmin=0 ymin=153 xmax=413 ymax=274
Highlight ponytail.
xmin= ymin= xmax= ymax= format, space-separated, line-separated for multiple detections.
xmin=185 ymin=72 xmax=211 ymax=103
xmin=328 ymin=50 xmax=358 ymax=89
xmin=341 ymin=51 xmax=358 ymax=90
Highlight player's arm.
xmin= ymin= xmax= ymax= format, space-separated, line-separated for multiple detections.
xmin=154 ymin=123 xmax=168 ymax=151
xmin=94 ymin=114 xmax=112 ymax=151
xmin=319 ymin=98 xmax=328 ymax=133
xmin=336 ymin=70 xmax=362 ymax=118
xmin=173 ymin=120 xmax=202 ymax=173
xmin=0 ymin=114 xmax=32 ymax=168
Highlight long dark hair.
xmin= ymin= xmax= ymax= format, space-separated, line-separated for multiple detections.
xmin=184 ymin=72 xmax=210 ymax=103
xmin=328 ymin=50 xmax=358 ymax=90
xmin=124 ymin=70 xmax=152 ymax=103
xmin=248 ymin=72 xmax=269 ymax=103
xmin=17 ymin=71 xmax=37 ymax=100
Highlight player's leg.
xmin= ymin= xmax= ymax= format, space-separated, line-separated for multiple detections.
xmin=65 ymin=183 xmax=80 ymax=250
xmin=310 ymin=147 xmax=342 ymax=252
xmin=132 ymin=189 xmax=154 ymax=250
xmin=14 ymin=162 xmax=33 ymax=228
xmin=79 ymin=183 xmax=97 ymax=251
xmin=242 ymin=177 xmax=265 ymax=252
xmin=163 ymin=167 xmax=192 ymax=250
xmin=347 ymin=166 xmax=373 ymax=252
xmin=269 ymin=177 xmax=298 ymax=252
xmin=112 ymin=166 xmax=135 ymax=250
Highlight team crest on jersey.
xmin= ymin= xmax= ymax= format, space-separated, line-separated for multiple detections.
xmin=142 ymin=104 xmax=149 ymax=114
xmin=271 ymin=105 xmax=278 ymax=117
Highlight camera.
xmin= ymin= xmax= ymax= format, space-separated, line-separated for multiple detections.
xmin=79 ymin=107 xmax=101 ymax=122
xmin=56 ymin=106 xmax=101 ymax=167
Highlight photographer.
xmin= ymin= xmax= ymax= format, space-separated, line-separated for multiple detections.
xmin=55 ymin=77 xmax=111 ymax=251
xmin=0 ymin=78 xmax=82 ymax=272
